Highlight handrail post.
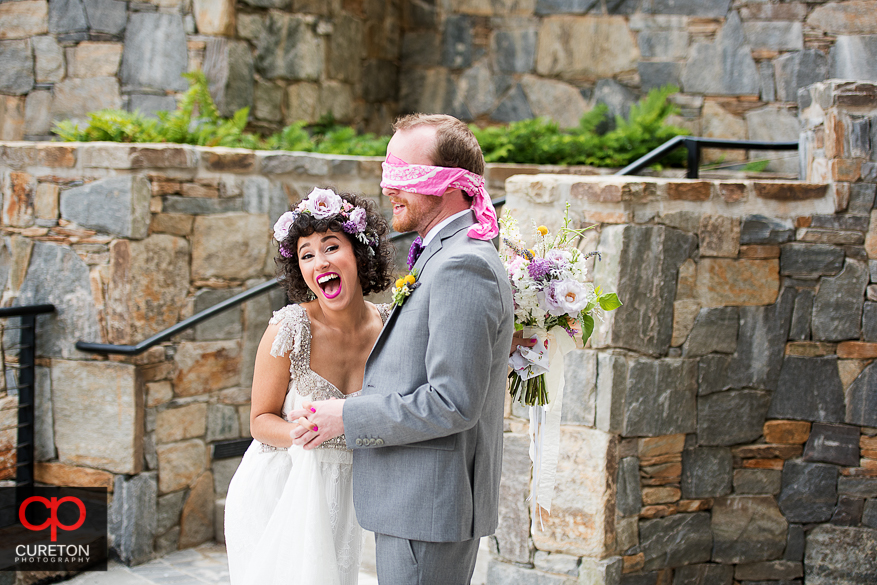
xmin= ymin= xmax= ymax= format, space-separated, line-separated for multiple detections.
xmin=16 ymin=315 xmax=35 ymax=508
xmin=685 ymin=138 xmax=700 ymax=179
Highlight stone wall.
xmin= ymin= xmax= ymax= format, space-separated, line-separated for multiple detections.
xmin=0 ymin=0 xmax=402 ymax=139
xmin=398 ymin=0 xmax=877 ymax=174
xmin=488 ymin=84 xmax=877 ymax=585
xmin=4 ymin=0 xmax=877 ymax=170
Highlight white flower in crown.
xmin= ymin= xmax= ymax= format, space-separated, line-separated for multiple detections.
xmin=273 ymin=211 xmax=297 ymax=242
xmin=305 ymin=187 xmax=343 ymax=219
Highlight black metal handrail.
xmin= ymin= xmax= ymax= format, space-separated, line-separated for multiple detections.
xmin=76 ymin=279 xmax=280 ymax=355
xmin=615 ymin=136 xmax=799 ymax=179
xmin=0 ymin=304 xmax=55 ymax=509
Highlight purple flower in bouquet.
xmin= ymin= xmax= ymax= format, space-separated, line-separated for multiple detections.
xmin=546 ymin=249 xmax=569 ymax=268
xmin=528 ymin=258 xmax=553 ymax=280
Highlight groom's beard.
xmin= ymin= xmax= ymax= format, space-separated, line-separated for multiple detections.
xmin=391 ymin=194 xmax=441 ymax=234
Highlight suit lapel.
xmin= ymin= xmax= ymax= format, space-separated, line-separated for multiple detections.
xmin=365 ymin=305 xmax=399 ymax=371
xmin=365 ymin=211 xmax=476 ymax=373
xmin=412 ymin=211 xmax=475 ymax=273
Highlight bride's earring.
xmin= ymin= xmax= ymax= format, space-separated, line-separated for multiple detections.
xmin=306 ymin=290 xmax=317 ymax=301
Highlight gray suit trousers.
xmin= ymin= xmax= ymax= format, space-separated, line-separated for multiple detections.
xmin=374 ymin=533 xmax=479 ymax=585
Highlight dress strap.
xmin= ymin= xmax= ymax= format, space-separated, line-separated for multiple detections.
xmin=376 ymin=303 xmax=392 ymax=324
xmin=269 ymin=304 xmax=311 ymax=368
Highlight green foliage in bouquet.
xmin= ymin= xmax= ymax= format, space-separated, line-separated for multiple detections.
xmin=472 ymin=85 xmax=689 ymax=168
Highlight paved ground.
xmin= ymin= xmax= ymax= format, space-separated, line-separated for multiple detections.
xmin=58 ymin=536 xmax=489 ymax=585
xmin=59 ymin=543 xmax=379 ymax=585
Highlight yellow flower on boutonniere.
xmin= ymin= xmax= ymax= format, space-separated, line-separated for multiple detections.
xmin=392 ymin=270 xmax=419 ymax=307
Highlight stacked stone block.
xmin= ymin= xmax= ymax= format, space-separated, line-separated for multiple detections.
xmin=398 ymin=1 xmax=877 ymax=175
xmin=0 ymin=0 xmax=401 ymax=139
xmin=0 ymin=394 xmax=18 ymax=481
xmin=494 ymin=154 xmax=876 ymax=583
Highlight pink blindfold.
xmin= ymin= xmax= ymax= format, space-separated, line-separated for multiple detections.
xmin=380 ymin=152 xmax=498 ymax=241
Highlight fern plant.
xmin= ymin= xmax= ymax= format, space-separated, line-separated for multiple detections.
xmin=262 ymin=121 xmax=313 ymax=151
xmin=593 ymin=85 xmax=688 ymax=167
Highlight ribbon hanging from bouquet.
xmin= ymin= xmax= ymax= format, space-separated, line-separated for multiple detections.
xmin=524 ymin=326 xmax=576 ymax=522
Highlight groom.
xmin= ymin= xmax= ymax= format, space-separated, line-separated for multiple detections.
xmin=292 ymin=114 xmax=514 ymax=584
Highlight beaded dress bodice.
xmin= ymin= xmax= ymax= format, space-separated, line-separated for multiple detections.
xmin=263 ymin=303 xmax=390 ymax=452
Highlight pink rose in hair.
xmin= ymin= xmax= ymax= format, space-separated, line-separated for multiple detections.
xmin=306 ymin=188 xmax=343 ymax=219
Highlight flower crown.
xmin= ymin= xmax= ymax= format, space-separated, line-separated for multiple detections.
xmin=273 ymin=188 xmax=378 ymax=258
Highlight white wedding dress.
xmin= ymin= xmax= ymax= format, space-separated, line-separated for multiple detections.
xmin=225 ymin=303 xmax=389 ymax=585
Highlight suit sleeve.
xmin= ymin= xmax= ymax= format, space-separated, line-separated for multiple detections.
xmin=342 ymin=253 xmax=507 ymax=447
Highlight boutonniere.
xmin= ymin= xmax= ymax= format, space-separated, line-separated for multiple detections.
xmin=392 ymin=271 xmax=419 ymax=307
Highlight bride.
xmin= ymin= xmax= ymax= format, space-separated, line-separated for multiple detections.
xmin=224 ymin=187 xmax=395 ymax=585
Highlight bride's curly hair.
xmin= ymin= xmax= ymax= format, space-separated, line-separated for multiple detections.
xmin=276 ymin=191 xmax=395 ymax=303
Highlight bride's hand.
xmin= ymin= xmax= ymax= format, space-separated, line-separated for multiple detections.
xmin=291 ymin=399 xmax=345 ymax=450
xmin=290 ymin=417 xmax=315 ymax=446
xmin=287 ymin=403 xmax=316 ymax=444
xmin=288 ymin=403 xmax=316 ymax=424
xmin=294 ymin=416 xmax=313 ymax=430
xmin=510 ymin=330 xmax=536 ymax=356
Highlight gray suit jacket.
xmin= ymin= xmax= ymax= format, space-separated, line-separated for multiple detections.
xmin=343 ymin=211 xmax=514 ymax=543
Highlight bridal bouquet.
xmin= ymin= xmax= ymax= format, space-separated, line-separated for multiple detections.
xmin=500 ymin=205 xmax=620 ymax=518
xmin=501 ymin=207 xmax=621 ymax=407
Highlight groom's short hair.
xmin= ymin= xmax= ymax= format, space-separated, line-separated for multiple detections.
xmin=393 ymin=114 xmax=485 ymax=177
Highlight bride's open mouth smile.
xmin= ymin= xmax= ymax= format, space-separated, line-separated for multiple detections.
xmin=317 ymin=271 xmax=342 ymax=299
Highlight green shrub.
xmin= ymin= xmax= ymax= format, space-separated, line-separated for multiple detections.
xmin=472 ymin=85 xmax=689 ymax=168
xmin=54 ymin=74 xmax=686 ymax=167
xmin=54 ymin=109 xmax=160 ymax=143
xmin=53 ymin=72 xmax=390 ymax=155
xmin=54 ymin=72 xmax=262 ymax=147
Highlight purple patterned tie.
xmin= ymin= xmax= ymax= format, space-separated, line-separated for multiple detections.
xmin=407 ymin=237 xmax=425 ymax=270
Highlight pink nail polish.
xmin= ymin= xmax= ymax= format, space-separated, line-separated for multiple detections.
xmin=310 ymin=407 xmax=316 ymax=413
xmin=313 ymin=425 xmax=319 ymax=432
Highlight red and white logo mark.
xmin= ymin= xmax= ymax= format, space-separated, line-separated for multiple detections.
xmin=19 ymin=496 xmax=86 ymax=542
